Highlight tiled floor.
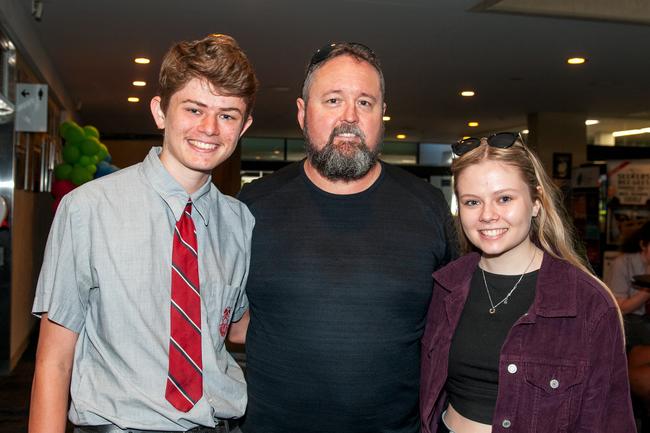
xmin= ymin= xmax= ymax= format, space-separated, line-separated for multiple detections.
xmin=0 ymin=344 xmax=34 ymax=433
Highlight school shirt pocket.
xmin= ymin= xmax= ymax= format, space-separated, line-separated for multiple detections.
xmin=523 ymin=361 xmax=587 ymax=433
xmin=202 ymin=279 xmax=241 ymax=348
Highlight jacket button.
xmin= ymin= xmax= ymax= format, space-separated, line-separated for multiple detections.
xmin=550 ymin=379 xmax=560 ymax=389
xmin=507 ymin=363 xmax=517 ymax=374
xmin=502 ymin=419 xmax=512 ymax=428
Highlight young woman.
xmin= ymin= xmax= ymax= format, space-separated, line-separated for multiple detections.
xmin=420 ymin=133 xmax=635 ymax=433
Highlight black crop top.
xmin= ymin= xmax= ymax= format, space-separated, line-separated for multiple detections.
xmin=445 ymin=266 xmax=538 ymax=424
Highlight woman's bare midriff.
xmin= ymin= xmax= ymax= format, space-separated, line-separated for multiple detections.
xmin=443 ymin=404 xmax=492 ymax=433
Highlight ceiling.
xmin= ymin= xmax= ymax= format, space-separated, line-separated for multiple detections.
xmin=14 ymin=0 xmax=650 ymax=143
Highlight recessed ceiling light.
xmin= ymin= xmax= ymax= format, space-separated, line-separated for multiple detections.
xmin=382 ymin=116 xmax=391 ymax=121
xmin=132 ymin=81 xmax=147 ymax=87
xmin=522 ymin=129 xmax=529 ymax=134
xmin=612 ymin=127 xmax=650 ymax=137
xmin=585 ymin=119 xmax=599 ymax=126
xmin=134 ymin=57 xmax=150 ymax=64
xmin=127 ymin=97 xmax=140 ymax=103
xmin=396 ymin=134 xmax=407 ymax=140
xmin=460 ymin=90 xmax=475 ymax=97
xmin=567 ymin=57 xmax=586 ymax=65
xmin=468 ymin=121 xmax=479 ymax=127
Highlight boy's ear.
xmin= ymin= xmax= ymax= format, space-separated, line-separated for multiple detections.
xmin=150 ymin=96 xmax=165 ymax=129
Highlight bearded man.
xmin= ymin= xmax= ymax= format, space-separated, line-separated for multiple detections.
xmin=238 ymin=42 xmax=458 ymax=433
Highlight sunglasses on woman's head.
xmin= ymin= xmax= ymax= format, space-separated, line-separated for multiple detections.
xmin=451 ymin=132 xmax=523 ymax=156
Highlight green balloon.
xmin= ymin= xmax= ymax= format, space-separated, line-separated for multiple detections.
xmin=80 ymin=137 xmax=101 ymax=156
xmin=97 ymin=143 xmax=109 ymax=161
xmin=83 ymin=125 xmax=100 ymax=139
xmin=54 ymin=163 xmax=73 ymax=180
xmin=62 ymin=144 xmax=81 ymax=164
xmin=79 ymin=155 xmax=92 ymax=166
xmin=59 ymin=121 xmax=72 ymax=138
xmin=70 ymin=166 xmax=88 ymax=186
xmin=85 ymin=164 xmax=97 ymax=175
xmin=91 ymin=154 xmax=100 ymax=164
xmin=63 ymin=122 xmax=85 ymax=144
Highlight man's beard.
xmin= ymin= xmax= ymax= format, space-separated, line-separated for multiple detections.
xmin=304 ymin=120 xmax=383 ymax=181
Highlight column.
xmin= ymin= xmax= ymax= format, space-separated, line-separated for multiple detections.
xmin=526 ymin=112 xmax=586 ymax=175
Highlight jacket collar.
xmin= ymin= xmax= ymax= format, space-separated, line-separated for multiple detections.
xmin=433 ymin=251 xmax=578 ymax=318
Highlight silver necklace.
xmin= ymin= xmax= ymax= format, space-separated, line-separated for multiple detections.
xmin=481 ymin=250 xmax=537 ymax=314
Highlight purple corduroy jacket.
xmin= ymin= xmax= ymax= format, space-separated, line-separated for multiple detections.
xmin=420 ymin=252 xmax=636 ymax=433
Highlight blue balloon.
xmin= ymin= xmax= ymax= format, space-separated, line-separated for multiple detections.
xmin=94 ymin=161 xmax=119 ymax=178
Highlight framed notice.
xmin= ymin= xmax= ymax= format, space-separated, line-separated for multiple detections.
xmin=552 ymin=153 xmax=572 ymax=180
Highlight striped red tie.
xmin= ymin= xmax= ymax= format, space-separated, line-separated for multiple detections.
xmin=165 ymin=200 xmax=203 ymax=412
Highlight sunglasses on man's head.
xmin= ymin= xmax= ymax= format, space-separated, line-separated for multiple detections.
xmin=451 ymin=132 xmax=523 ymax=156
xmin=308 ymin=42 xmax=376 ymax=69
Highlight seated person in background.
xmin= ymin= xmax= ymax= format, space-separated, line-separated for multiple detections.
xmin=606 ymin=221 xmax=650 ymax=348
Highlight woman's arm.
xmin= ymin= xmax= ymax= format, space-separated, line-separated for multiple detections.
xmin=576 ymin=307 xmax=635 ymax=432
xmin=616 ymin=289 xmax=650 ymax=314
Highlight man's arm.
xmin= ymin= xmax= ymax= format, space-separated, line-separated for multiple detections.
xmin=29 ymin=314 xmax=79 ymax=433
xmin=227 ymin=309 xmax=249 ymax=345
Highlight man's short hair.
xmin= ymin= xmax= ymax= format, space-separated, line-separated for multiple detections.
xmin=301 ymin=42 xmax=385 ymax=103
xmin=158 ymin=34 xmax=258 ymax=116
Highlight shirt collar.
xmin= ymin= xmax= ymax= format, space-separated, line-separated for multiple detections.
xmin=433 ymin=251 xmax=578 ymax=318
xmin=140 ymin=147 xmax=212 ymax=225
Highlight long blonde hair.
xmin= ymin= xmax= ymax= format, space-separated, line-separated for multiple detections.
xmin=451 ymin=139 xmax=623 ymax=323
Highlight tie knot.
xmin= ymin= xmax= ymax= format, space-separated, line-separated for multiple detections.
xmin=184 ymin=200 xmax=193 ymax=215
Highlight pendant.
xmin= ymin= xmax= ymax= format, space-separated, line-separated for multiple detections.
xmin=489 ymin=308 xmax=496 ymax=314
xmin=504 ymin=298 xmax=508 ymax=304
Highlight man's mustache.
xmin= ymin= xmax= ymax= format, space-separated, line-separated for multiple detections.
xmin=330 ymin=123 xmax=366 ymax=140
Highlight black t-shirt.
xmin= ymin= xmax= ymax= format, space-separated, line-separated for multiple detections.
xmin=238 ymin=161 xmax=457 ymax=433
xmin=446 ymin=266 xmax=538 ymax=424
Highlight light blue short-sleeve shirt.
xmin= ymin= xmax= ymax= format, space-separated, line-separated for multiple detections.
xmin=33 ymin=147 xmax=254 ymax=430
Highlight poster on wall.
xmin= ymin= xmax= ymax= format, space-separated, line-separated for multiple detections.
xmin=607 ymin=160 xmax=650 ymax=245
xmin=607 ymin=161 xmax=650 ymax=205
